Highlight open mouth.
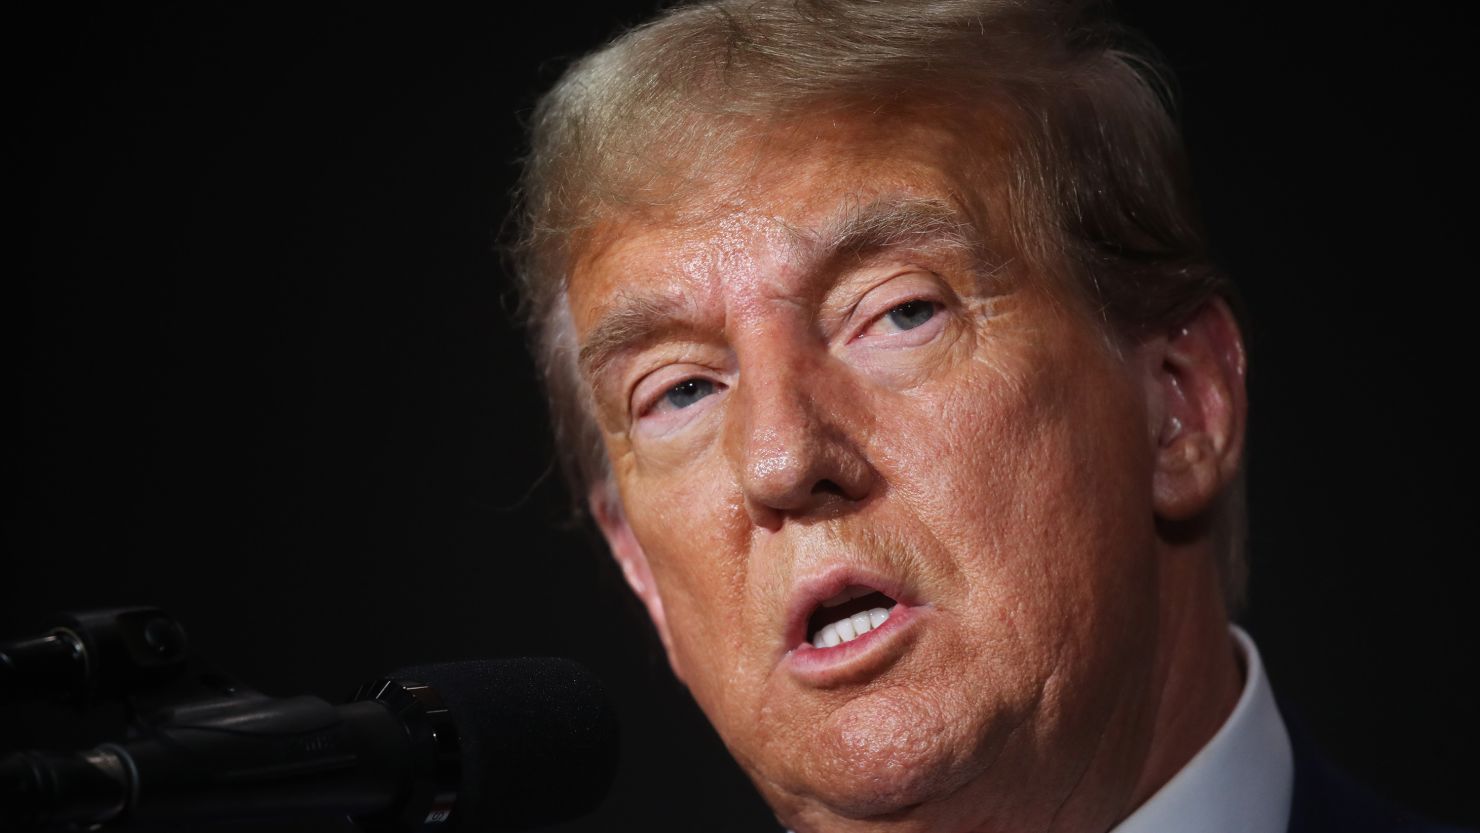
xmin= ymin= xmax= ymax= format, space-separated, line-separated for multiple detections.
xmin=805 ymin=585 xmax=899 ymax=648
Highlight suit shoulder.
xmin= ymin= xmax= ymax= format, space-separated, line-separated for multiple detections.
xmin=1284 ymin=708 xmax=1474 ymax=833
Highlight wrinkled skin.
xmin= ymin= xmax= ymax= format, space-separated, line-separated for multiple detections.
xmin=567 ymin=114 xmax=1246 ymax=833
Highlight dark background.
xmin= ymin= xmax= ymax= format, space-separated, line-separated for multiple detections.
xmin=4 ymin=1 xmax=1476 ymax=830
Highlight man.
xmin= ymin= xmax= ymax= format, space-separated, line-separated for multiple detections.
xmin=508 ymin=2 xmax=1463 ymax=831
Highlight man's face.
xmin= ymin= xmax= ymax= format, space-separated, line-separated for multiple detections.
xmin=568 ymin=117 xmax=1169 ymax=831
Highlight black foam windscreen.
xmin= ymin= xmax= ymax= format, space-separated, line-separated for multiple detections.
xmin=396 ymin=658 xmax=619 ymax=832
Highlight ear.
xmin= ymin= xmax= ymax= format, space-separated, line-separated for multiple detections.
xmin=588 ymin=483 xmax=684 ymax=681
xmin=1142 ymin=299 xmax=1248 ymax=522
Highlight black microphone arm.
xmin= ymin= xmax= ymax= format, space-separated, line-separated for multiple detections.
xmin=0 ymin=608 xmax=190 ymax=705
xmin=2 ymin=658 xmax=619 ymax=833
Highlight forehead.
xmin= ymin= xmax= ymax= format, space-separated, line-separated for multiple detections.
xmin=566 ymin=112 xmax=1010 ymax=328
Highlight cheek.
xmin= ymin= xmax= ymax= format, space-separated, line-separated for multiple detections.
xmin=623 ymin=457 xmax=762 ymax=695
xmin=874 ymin=308 xmax=1160 ymax=666
xmin=633 ymin=475 xmax=745 ymax=611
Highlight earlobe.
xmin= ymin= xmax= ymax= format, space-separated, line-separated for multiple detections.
xmin=1147 ymin=299 xmax=1248 ymax=521
xmin=589 ymin=484 xmax=685 ymax=681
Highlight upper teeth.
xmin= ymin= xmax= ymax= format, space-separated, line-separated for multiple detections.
xmin=812 ymin=607 xmax=891 ymax=648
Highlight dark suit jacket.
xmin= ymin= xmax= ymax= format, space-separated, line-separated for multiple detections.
xmin=1286 ymin=714 xmax=1472 ymax=833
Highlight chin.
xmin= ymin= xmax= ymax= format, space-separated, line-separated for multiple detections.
xmin=803 ymin=765 xmax=960 ymax=822
xmin=766 ymin=691 xmax=994 ymax=825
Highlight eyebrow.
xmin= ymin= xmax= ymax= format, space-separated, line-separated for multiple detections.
xmin=578 ymin=289 xmax=703 ymax=381
xmin=576 ymin=195 xmax=992 ymax=383
xmin=809 ymin=195 xmax=986 ymax=270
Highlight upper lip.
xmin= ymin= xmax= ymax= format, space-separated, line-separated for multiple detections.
xmin=782 ymin=566 xmax=915 ymax=652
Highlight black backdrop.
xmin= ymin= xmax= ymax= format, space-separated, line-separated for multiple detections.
xmin=5 ymin=1 xmax=1477 ymax=830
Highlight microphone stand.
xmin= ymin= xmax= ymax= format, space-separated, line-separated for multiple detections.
xmin=0 ymin=607 xmax=459 ymax=833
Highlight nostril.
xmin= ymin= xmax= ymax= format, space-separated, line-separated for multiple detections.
xmin=811 ymin=479 xmax=846 ymax=497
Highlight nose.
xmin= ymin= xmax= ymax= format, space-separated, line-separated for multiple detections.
xmin=726 ymin=348 xmax=875 ymax=528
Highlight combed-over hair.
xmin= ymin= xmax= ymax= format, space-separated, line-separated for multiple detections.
xmin=508 ymin=0 xmax=1249 ymax=607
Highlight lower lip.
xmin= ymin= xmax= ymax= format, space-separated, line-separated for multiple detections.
xmin=785 ymin=603 xmax=921 ymax=681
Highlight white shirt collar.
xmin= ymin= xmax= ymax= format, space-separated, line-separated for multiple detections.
xmin=1110 ymin=626 xmax=1294 ymax=833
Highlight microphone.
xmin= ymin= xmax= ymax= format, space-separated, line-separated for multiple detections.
xmin=0 ymin=608 xmax=190 ymax=705
xmin=2 ymin=658 xmax=619 ymax=832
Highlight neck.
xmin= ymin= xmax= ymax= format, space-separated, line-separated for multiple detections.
xmin=1025 ymin=543 xmax=1244 ymax=833
xmin=1027 ymin=542 xmax=1244 ymax=833
xmin=1120 ymin=543 xmax=1244 ymax=822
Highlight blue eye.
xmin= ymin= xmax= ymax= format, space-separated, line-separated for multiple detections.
xmin=886 ymin=300 xmax=936 ymax=331
xmin=663 ymin=378 xmax=716 ymax=410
